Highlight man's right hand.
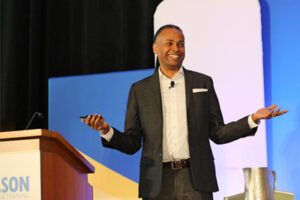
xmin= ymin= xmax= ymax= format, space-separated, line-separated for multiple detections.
xmin=81 ymin=114 xmax=110 ymax=134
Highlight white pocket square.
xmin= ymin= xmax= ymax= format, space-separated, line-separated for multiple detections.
xmin=193 ymin=88 xmax=208 ymax=93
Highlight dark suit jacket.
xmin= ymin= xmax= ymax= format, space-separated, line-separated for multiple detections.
xmin=102 ymin=68 xmax=257 ymax=198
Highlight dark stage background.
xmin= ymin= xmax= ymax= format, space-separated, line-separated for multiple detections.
xmin=0 ymin=0 xmax=162 ymax=131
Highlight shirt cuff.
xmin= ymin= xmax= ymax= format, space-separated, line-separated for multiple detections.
xmin=100 ymin=126 xmax=114 ymax=142
xmin=248 ymin=115 xmax=260 ymax=129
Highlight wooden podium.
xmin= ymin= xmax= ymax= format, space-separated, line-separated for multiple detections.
xmin=0 ymin=129 xmax=95 ymax=200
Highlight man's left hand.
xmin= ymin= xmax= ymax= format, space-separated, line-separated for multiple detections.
xmin=252 ymin=104 xmax=288 ymax=123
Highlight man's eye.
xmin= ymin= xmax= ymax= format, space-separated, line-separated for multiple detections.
xmin=167 ymin=42 xmax=172 ymax=46
xmin=178 ymin=43 xmax=184 ymax=47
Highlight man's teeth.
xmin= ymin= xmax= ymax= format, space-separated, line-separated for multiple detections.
xmin=169 ymin=55 xmax=179 ymax=59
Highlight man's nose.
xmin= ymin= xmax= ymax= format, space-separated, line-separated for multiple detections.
xmin=171 ymin=44 xmax=179 ymax=51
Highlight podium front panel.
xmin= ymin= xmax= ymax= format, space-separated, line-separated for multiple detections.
xmin=0 ymin=139 xmax=42 ymax=200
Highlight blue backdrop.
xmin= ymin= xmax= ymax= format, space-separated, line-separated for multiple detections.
xmin=49 ymin=69 xmax=153 ymax=183
xmin=261 ymin=0 xmax=300 ymax=198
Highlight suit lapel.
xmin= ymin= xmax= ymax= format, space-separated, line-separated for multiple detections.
xmin=150 ymin=69 xmax=163 ymax=116
xmin=184 ymin=68 xmax=192 ymax=109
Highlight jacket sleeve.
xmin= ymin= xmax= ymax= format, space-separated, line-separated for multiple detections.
xmin=207 ymin=77 xmax=257 ymax=144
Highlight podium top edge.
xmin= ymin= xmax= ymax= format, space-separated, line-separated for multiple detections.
xmin=0 ymin=129 xmax=48 ymax=139
xmin=0 ymin=129 xmax=95 ymax=173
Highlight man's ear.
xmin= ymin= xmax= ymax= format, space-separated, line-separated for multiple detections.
xmin=153 ymin=43 xmax=157 ymax=54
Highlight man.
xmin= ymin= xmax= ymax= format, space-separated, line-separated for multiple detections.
xmin=82 ymin=24 xmax=287 ymax=200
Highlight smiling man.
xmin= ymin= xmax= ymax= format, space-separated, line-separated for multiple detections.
xmin=82 ymin=24 xmax=287 ymax=200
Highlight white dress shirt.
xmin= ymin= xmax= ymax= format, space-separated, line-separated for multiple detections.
xmin=158 ymin=67 xmax=190 ymax=162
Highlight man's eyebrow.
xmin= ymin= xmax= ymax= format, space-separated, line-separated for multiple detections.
xmin=165 ymin=39 xmax=184 ymax=42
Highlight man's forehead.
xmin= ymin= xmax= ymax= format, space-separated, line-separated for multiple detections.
xmin=157 ymin=28 xmax=184 ymax=41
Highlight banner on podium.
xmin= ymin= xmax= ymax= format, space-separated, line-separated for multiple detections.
xmin=0 ymin=151 xmax=41 ymax=200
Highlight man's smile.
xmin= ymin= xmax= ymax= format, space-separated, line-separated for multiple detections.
xmin=168 ymin=54 xmax=180 ymax=59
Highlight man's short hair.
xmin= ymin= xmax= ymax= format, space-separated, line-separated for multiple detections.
xmin=153 ymin=24 xmax=183 ymax=43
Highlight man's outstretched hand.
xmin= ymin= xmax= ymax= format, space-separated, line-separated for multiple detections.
xmin=81 ymin=114 xmax=110 ymax=134
xmin=252 ymin=104 xmax=288 ymax=123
